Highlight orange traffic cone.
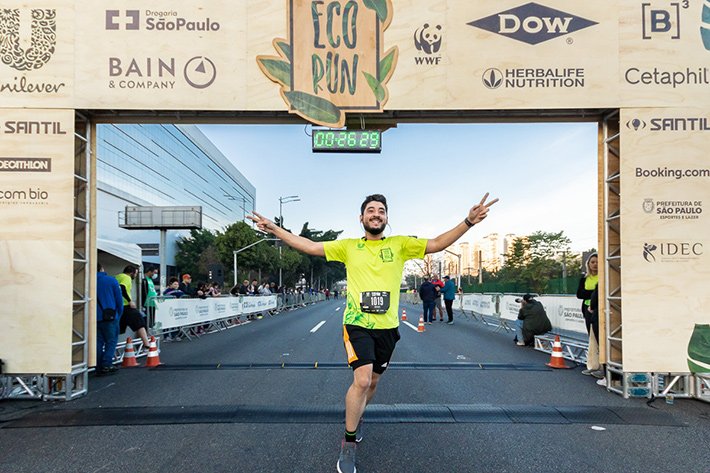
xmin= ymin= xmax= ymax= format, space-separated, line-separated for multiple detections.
xmin=417 ymin=315 xmax=426 ymax=333
xmin=546 ymin=335 xmax=572 ymax=369
xmin=121 ymin=337 xmax=139 ymax=368
xmin=145 ymin=336 xmax=161 ymax=367
xmin=401 ymin=308 xmax=407 ymax=321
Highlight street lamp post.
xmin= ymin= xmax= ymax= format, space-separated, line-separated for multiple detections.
xmin=443 ymin=249 xmax=462 ymax=288
xmin=233 ymin=237 xmax=280 ymax=287
xmin=278 ymin=195 xmax=300 ymax=288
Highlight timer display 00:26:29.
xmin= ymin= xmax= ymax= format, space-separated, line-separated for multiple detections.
xmin=312 ymin=130 xmax=382 ymax=153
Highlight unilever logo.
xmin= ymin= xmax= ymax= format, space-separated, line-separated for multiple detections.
xmin=0 ymin=9 xmax=57 ymax=71
xmin=467 ymin=2 xmax=598 ymax=45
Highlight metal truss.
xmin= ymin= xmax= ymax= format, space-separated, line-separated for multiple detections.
xmin=534 ymin=335 xmax=588 ymax=365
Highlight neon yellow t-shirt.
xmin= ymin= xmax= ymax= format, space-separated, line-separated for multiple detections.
xmin=324 ymin=235 xmax=428 ymax=329
xmin=115 ymin=272 xmax=133 ymax=306
xmin=584 ymin=274 xmax=598 ymax=306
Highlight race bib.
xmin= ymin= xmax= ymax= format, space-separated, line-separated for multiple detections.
xmin=360 ymin=291 xmax=390 ymax=314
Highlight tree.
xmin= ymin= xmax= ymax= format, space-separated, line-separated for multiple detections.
xmin=175 ymin=228 xmax=217 ymax=281
xmin=297 ymin=222 xmax=345 ymax=288
xmin=214 ymin=221 xmax=278 ymax=282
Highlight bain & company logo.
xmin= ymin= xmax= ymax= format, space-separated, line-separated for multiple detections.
xmin=108 ymin=56 xmax=217 ymax=90
xmin=643 ymin=241 xmax=703 ymax=263
xmin=414 ymin=23 xmax=442 ymax=65
xmin=467 ymin=2 xmax=598 ymax=45
xmin=105 ymin=10 xmax=220 ymax=32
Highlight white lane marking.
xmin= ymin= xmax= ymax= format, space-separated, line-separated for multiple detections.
xmin=402 ymin=321 xmax=418 ymax=331
xmin=335 ymin=307 xmax=341 ymax=312
xmin=310 ymin=320 xmax=327 ymax=333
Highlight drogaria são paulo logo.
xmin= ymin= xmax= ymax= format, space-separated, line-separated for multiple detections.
xmin=0 ymin=9 xmax=56 ymax=71
xmin=467 ymin=2 xmax=597 ymax=45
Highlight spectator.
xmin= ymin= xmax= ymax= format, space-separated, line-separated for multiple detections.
xmin=576 ymin=253 xmax=603 ymax=379
xmin=195 ymin=281 xmax=208 ymax=299
xmin=179 ymin=273 xmax=194 ymax=297
xmin=208 ymin=282 xmax=222 ymax=296
xmin=419 ymin=276 xmax=437 ymax=324
xmin=249 ymin=278 xmax=258 ymax=295
xmin=141 ymin=267 xmax=158 ymax=327
xmin=162 ymin=277 xmax=184 ymax=342
xmin=230 ymin=279 xmax=249 ymax=296
xmin=96 ymin=263 xmax=123 ymax=375
xmin=587 ymin=286 xmax=606 ymax=387
xmin=115 ymin=265 xmax=150 ymax=350
xmin=514 ymin=294 xmax=552 ymax=346
xmin=431 ymin=274 xmax=445 ymax=321
xmin=440 ymin=276 xmax=457 ymax=325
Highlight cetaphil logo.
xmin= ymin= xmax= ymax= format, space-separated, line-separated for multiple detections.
xmin=105 ymin=10 xmax=220 ymax=32
xmin=643 ymin=243 xmax=657 ymax=262
xmin=0 ymin=9 xmax=56 ymax=71
xmin=482 ymin=68 xmax=503 ymax=89
xmin=643 ymin=198 xmax=655 ymax=214
xmin=467 ymin=2 xmax=598 ymax=45
xmin=625 ymin=118 xmax=647 ymax=131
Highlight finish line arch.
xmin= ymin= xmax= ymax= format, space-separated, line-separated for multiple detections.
xmin=1 ymin=1 xmax=709 ymax=400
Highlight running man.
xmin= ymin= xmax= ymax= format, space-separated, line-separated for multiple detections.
xmin=248 ymin=192 xmax=497 ymax=473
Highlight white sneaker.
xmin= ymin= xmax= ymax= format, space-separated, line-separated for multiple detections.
xmin=596 ymin=378 xmax=607 ymax=387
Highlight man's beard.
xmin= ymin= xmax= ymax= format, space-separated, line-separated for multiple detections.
xmin=363 ymin=219 xmax=385 ymax=235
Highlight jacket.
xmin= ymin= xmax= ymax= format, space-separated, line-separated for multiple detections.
xmin=97 ymin=272 xmax=124 ymax=322
xmin=440 ymin=280 xmax=456 ymax=300
xmin=419 ymin=281 xmax=438 ymax=302
xmin=517 ymin=299 xmax=552 ymax=344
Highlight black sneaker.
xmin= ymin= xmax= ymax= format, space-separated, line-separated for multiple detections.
xmin=95 ymin=367 xmax=110 ymax=376
xmin=107 ymin=366 xmax=119 ymax=374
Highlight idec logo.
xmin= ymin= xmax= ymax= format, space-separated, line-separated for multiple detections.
xmin=467 ymin=2 xmax=598 ymax=45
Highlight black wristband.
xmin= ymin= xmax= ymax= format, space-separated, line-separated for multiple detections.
xmin=464 ymin=218 xmax=474 ymax=228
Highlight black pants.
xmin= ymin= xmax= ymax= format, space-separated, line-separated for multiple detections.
xmin=444 ymin=299 xmax=454 ymax=322
xmin=582 ymin=304 xmax=599 ymax=342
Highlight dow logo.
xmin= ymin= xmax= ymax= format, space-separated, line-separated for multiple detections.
xmin=0 ymin=9 xmax=57 ymax=71
xmin=467 ymin=2 xmax=598 ymax=45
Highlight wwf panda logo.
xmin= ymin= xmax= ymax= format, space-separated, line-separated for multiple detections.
xmin=414 ymin=23 xmax=442 ymax=54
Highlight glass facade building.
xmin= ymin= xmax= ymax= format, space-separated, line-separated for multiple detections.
xmin=96 ymin=124 xmax=255 ymax=271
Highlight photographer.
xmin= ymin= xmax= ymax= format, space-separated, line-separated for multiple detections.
xmin=514 ymin=294 xmax=552 ymax=346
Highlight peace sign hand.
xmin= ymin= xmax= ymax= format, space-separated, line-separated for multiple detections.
xmin=467 ymin=193 xmax=499 ymax=225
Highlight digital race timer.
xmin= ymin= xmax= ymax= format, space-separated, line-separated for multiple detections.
xmin=312 ymin=129 xmax=382 ymax=153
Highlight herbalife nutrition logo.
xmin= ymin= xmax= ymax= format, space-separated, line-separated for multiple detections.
xmin=467 ymin=2 xmax=598 ymax=45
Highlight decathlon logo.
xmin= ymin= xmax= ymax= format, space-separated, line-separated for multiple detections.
xmin=482 ymin=68 xmax=503 ymax=89
xmin=467 ymin=2 xmax=598 ymax=45
xmin=0 ymin=9 xmax=57 ymax=71
xmin=0 ymin=158 xmax=51 ymax=172
xmin=105 ymin=10 xmax=140 ymax=30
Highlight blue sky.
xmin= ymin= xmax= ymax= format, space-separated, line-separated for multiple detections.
xmin=198 ymin=122 xmax=598 ymax=253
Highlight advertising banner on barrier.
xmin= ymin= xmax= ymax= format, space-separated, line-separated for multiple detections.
xmin=621 ymin=107 xmax=710 ymax=372
xmin=155 ymin=296 xmax=278 ymax=330
xmin=489 ymin=294 xmax=587 ymax=335
xmin=0 ymin=109 xmax=74 ymax=373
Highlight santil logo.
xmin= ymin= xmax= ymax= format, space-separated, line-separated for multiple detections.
xmin=0 ymin=9 xmax=57 ymax=71
xmin=467 ymin=2 xmax=598 ymax=45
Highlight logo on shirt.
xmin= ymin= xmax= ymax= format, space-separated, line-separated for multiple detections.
xmin=379 ymin=248 xmax=394 ymax=262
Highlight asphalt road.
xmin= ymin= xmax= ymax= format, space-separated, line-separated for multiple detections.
xmin=1 ymin=299 xmax=709 ymax=473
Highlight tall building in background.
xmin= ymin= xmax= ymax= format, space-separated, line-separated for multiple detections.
xmin=502 ymin=233 xmax=519 ymax=265
xmin=480 ymin=233 xmax=502 ymax=272
xmin=96 ymin=124 xmax=255 ymax=275
xmin=459 ymin=241 xmax=471 ymax=275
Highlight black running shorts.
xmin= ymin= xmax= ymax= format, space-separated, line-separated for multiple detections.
xmin=343 ymin=324 xmax=400 ymax=374
xmin=119 ymin=307 xmax=147 ymax=334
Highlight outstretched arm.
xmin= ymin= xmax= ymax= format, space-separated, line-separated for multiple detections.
xmin=425 ymin=193 xmax=498 ymax=254
xmin=247 ymin=211 xmax=325 ymax=257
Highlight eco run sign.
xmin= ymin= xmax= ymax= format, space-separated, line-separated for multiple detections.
xmin=257 ymin=0 xmax=397 ymax=127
